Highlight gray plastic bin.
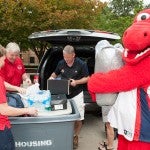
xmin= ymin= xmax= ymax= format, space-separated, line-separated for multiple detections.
xmin=10 ymin=100 xmax=80 ymax=150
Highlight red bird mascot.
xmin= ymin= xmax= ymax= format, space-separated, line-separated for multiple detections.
xmin=88 ymin=9 xmax=150 ymax=150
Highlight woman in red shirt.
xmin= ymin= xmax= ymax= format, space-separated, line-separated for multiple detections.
xmin=0 ymin=47 xmax=38 ymax=149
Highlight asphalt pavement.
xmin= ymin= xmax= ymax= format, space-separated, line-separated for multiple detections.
xmin=77 ymin=111 xmax=118 ymax=150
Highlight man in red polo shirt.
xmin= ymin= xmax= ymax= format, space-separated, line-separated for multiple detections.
xmin=0 ymin=42 xmax=32 ymax=108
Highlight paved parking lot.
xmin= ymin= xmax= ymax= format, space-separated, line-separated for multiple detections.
xmin=77 ymin=112 xmax=118 ymax=150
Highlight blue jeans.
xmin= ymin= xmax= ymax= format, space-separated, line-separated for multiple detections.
xmin=0 ymin=127 xmax=15 ymax=150
xmin=6 ymin=93 xmax=24 ymax=108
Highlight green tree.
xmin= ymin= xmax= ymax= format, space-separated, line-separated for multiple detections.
xmin=145 ymin=4 xmax=150 ymax=8
xmin=0 ymin=0 xmax=105 ymax=61
xmin=93 ymin=0 xmax=143 ymax=43
xmin=110 ymin=0 xmax=143 ymax=16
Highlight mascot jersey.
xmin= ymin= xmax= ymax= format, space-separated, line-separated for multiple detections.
xmin=88 ymin=9 xmax=150 ymax=143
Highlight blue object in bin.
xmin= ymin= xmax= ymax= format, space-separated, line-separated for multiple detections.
xmin=28 ymin=99 xmax=34 ymax=106
xmin=27 ymin=90 xmax=51 ymax=111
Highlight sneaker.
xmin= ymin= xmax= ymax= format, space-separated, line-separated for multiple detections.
xmin=73 ymin=135 xmax=78 ymax=149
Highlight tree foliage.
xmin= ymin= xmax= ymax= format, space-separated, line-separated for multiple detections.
xmin=0 ymin=0 xmax=146 ymax=61
xmin=109 ymin=0 xmax=143 ymax=16
xmin=93 ymin=0 xmax=144 ymax=43
xmin=0 ymin=0 xmax=105 ymax=61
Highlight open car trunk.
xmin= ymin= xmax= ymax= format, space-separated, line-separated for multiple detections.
xmin=28 ymin=29 xmax=120 ymax=103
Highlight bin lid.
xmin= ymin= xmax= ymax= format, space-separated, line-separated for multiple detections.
xmin=9 ymin=100 xmax=80 ymax=124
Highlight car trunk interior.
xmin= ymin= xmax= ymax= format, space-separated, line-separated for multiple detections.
xmin=28 ymin=29 xmax=120 ymax=106
xmin=38 ymin=45 xmax=95 ymax=102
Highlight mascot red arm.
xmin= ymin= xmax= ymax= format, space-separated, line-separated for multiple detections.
xmin=88 ymin=61 xmax=150 ymax=93
xmin=88 ymin=9 xmax=150 ymax=150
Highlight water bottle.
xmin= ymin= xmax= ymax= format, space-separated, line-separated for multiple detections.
xmin=36 ymin=91 xmax=45 ymax=112
xmin=43 ymin=90 xmax=51 ymax=111
xmin=27 ymin=95 xmax=34 ymax=107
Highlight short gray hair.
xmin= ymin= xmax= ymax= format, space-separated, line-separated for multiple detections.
xmin=63 ymin=45 xmax=75 ymax=54
xmin=5 ymin=42 xmax=20 ymax=53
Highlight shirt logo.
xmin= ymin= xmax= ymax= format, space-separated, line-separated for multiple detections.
xmin=61 ymin=69 xmax=64 ymax=73
xmin=17 ymin=65 xmax=22 ymax=70
xmin=124 ymin=130 xmax=132 ymax=138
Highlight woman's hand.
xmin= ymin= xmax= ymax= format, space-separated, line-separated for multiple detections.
xmin=16 ymin=87 xmax=27 ymax=94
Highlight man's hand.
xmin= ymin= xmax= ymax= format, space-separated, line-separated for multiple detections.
xmin=49 ymin=76 xmax=55 ymax=80
xmin=25 ymin=78 xmax=32 ymax=85
xmin=70 ymin=79 xmax=77 ymax=87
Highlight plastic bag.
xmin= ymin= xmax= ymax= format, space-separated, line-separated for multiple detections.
xmin=20 ymin=83 xmax=51 ymax=111
xmin=95 ymin=40 xmax=124 ymax=106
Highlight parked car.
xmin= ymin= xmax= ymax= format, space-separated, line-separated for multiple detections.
xmin=28 ymin=29 xmax=120 ymax=108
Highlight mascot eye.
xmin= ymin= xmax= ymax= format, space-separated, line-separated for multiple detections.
xmin=137 ymin=13 xmax=150 ymax=21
